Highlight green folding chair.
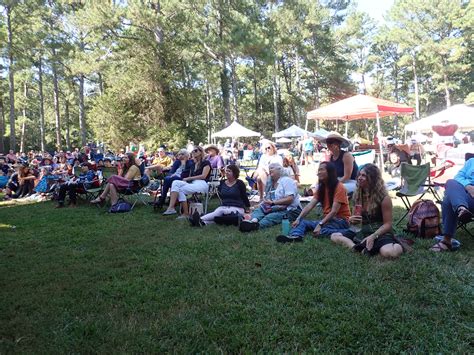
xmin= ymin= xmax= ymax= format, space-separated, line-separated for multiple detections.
xmin=395 ymin=162 xmax=441 ymax=226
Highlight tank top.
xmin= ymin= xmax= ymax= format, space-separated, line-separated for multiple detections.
xmin=330 ymin=151 xmax=358 ymax=180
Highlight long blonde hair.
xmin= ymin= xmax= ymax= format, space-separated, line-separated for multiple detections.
xmin=353 ymin=164 xmax=387 ymax=215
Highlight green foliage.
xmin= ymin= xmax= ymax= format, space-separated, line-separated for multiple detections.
xmin=0 ymin=198 xmax=472 ymax=352
xmin=0 ymin=0 xmax=472 ymax=152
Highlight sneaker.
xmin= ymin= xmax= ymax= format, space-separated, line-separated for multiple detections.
xmin=276 ymin=235 xmax=303 ymax=243
xmin=162 ymin=209 xmax=177 ymax=215
xmin=239 ymin=220 xmax=259 ymax=232
xmin=176 ymin=215 xmax=188 ymax=220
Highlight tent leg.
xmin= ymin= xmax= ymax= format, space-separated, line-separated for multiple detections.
xmin=376 ymin=112 xmax=384 ymax=171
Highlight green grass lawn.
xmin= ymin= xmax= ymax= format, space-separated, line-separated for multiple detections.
xmin=0 ymin=195 xmax=473 ymax=353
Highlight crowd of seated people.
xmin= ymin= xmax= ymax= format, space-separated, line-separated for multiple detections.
xmin=1 ymin=136 xmax=472 ymax=257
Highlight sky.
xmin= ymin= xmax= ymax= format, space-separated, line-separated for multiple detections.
xmin=355 ymin=0 xmax=394 ymax=23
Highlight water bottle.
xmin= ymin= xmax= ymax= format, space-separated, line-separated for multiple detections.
xmin=281 ymin=215 xmax=290 ymax=236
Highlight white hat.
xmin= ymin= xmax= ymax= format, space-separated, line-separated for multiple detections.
xmin=321 ymin=132 xmax=351 ymax=149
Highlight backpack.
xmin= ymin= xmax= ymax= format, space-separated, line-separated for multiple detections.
xmin=109 ymin=199 xmax=132 ymax=213
xmin=406 ymin=199 xmax=440 ymax=238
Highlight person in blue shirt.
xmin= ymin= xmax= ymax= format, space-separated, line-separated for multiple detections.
xmin=56 ymin=163 xmax=96 ymax=208
xmin=431 ymin=157 xmax=474 ymax=251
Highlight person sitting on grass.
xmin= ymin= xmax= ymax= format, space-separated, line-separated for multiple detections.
xmin=190 ymin=164 xmax=250 ymax=227
xmin=10 ymin=162 xmax=36 ymax=199
xmin=145 ymin=147 xmax=173 ymax=177
xmin=240 ymin=162 xmax=301 ymax=232
xmin=431 ymin=157 xmax=474 ymax=252
xmin=154 ymin=149 xmax=194 ymax=209
xmin=90 ymin=152 xmax=141 ymax=206
xmin=331 ymin=164 xmax=404 ymax=258
xmin=252 ymin=142 xmax=283 ymax=202
xmin=56 ymin=163 xmax=97 ymax=208
xmin=276 ymin=161 xmax=351 ymax=243
xmin=162 ymin=146 xmax=211 ymax=218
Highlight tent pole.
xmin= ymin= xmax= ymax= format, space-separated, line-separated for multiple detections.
xmin=345 ymin=121 xmax=348 ymax=137
xmin=376 ymin=112 xmax=384 ymax=170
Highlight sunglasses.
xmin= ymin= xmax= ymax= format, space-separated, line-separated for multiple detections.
xmin=265 ymin=147 xmax=272 ymax=150
xmin=192 ymin=149 xmax=201 ymax=153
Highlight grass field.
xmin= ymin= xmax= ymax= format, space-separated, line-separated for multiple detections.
xmin=0 ymin=192 xmax=473 ymax=353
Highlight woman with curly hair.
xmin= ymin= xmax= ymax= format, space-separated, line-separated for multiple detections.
xmin=91 ymin=152 xmax=141 ymax=206
xmin=330 ymin=164 xmax=403 ymax=258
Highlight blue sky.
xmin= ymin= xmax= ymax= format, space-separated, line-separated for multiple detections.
xmin=355 ymin=0 xmax=394 ymax=23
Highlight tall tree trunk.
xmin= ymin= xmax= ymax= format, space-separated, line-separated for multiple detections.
xmin=205 ymin=80 xmax=211 ymax=143
xmin=412 ymin=56 xmax=420 ymax=119
xmin=252 ymin=57 xmax=259 ymax=120
xmin=65 ymin=100 xmax=71 ymax=150
xmin=442 ymin=57 xmax=451 ymax=108
xmin=6 ymin=6 xmax=16 ymax=151
xmin=0 ymin=98 xmax=5 ymax=153
xmin=52 ymin=48 xmax=62 ymax=151
xmin=281 ymin=58 xmax=297 ymax=124
xmin=98 ymin=72 xmax=104 ymax=95
xmin=37 ymin=57 xmax=46 ymax=152
xmin=272 ymin=59 xmax=280 ymax=132
xmin=295 ymin=52 xmax=302 ymax=126
xmin=218 ymin=7 xmax=231 ymax=126
xmin=79 ymin=74 xmax=87 ymax=146
xmin=20 ymin=82 xmax=28 ymax=153
xmin=220 ymin=58 xmax=231 ymax=125
xmin=393 ymin=63 xmax=399 ymax=136
xmin=230 ymin=56 xmax=239 ymax=123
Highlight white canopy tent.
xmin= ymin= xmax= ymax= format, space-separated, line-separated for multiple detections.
xmin=272 ymin=125 xmax=309 ymax=138
xmin=405 ymin=104 xmax=474 ymax=133
xmin=212 ymin=121 xmax=261 ymax=138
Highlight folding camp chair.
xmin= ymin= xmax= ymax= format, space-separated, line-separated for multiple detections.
xmin=395 ymin=162 xmax=441 ymax=226
xmin=117 ymin=162 xmax=151 ymax=210
xmin=456 ymin=153 xmax=474 ymax=237
xmin=72 ymin=166 xmax=102 ymax=201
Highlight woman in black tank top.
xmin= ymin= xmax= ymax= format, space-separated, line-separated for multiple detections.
xmin=330 ymin=164 xmax=404 ymax=258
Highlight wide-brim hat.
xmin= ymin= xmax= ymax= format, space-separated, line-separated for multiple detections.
xmin=204 ymin=144 xmax=220 ymax=154
xmin=321 ymin=132 xmax=351 ymax=149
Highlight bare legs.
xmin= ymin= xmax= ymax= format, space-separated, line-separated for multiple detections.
xmin=255 ymin=168 xmax=268 ymax=201
xmin=165 ymin=191 xmax=189 ymax=216
xmin=93 ymin=183 xmax=119 ymax=205
xmin=331 ymin=232 xmax=403 ymax=258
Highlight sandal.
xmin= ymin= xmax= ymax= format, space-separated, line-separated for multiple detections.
xmin=457 ymin=207 xmax=473 ymax=224
xmin=90 ymin=196 xmax=105 ymax=204
xmin=430 ymin=240 xmax=453 ymax=252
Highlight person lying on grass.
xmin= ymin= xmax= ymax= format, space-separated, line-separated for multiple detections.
xmin=189 ymin=164 xmax=250 ymax=227
xmin=162 ymin=145 xmax=211 ymax=219
xmin=331 ymin=164 xmax=404 ymax=258
xmin=90 ymin=152 xmax=141 ymax=206
xmin=275 ymin=161 xmax=351 ymax=243
xmin=240 ymin=162 xmax=301 ymax=232
xmin=431 ymin=157 xmax=474 ymax=252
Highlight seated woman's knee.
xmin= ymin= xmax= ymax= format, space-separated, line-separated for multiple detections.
xmin=379 ymin=244 xmax=403 ymax=258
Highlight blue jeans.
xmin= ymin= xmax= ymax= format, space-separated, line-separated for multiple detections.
xmin=289 ymin=217 xmax=350 ymax=238
xmin=442 ymin=179 xmax=474 ymax=237
xmin=251 ymin=207 xmax=301 ymax=229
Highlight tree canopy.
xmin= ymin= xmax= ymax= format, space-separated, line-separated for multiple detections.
xmin=0 ymin=0 xmax=472 ymax=152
